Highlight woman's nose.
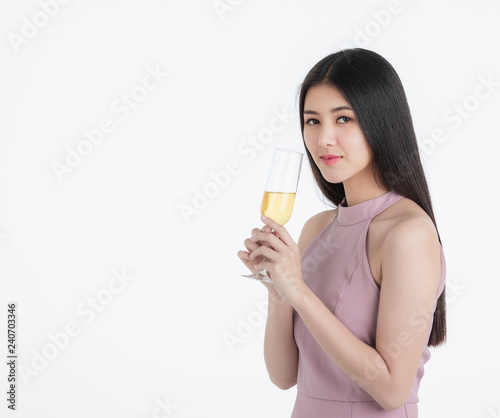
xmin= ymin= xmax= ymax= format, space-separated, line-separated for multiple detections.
xmin=318 ymin=125 xmax=338 ymax=147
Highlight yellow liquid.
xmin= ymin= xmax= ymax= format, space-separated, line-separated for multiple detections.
xmin=260 ymin=192 xmax=296 ymax=225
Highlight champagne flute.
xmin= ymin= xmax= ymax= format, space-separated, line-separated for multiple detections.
xmin=242 ymin=148 xmax=303 ymax=283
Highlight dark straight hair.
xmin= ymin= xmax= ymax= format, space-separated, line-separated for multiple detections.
xmin=298 ymin=48 xmax=446 ymax=347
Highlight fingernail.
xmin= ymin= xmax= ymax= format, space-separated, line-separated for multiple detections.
xmin=261 ymin=215 xmax=268 ymax=221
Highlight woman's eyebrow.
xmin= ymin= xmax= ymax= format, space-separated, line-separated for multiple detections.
xmin=303 ymin=106 xmax=353 ymax=115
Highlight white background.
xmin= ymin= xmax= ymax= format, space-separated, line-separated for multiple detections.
xmin=1 ymin=0 xmax=499 ymax=417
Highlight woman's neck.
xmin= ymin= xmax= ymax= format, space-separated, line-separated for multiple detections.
xmin=342 ymin=169 xmax=388 ymax=207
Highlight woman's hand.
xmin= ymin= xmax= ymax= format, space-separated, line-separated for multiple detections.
xmin=237 ymin=224 xmax=284 ymax=304
xmin=246 ymin=216 xmax=306 ymax=304
xmin=237 ymin=226 xmax=268 ymax=275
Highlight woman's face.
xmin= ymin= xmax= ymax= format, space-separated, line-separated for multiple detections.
xmin=303 ymin=84 xmax=374 ymax=186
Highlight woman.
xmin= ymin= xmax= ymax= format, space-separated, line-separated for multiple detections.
xmin=237 ymin=48 xmax=446 ymax=417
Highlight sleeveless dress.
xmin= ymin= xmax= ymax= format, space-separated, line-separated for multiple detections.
xmin=291 ymin=190 xmax=446 ymax=417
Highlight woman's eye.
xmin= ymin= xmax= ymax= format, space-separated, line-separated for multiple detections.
xmin=305 ymin=118 xmax=320 ymax=125
xmin=337 ymin=116 xmax=351 ymax=124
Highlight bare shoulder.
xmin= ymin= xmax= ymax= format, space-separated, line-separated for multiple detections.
xmin=374 ymin=198 xmax=439 ymax=262
xmin=376 ymin=197 xmax=442 ymax=295
xmin=297 ymin=209 xmax=338 ymax=256
xmin=377 ymin=197 xmax=438 ymax=243
xmin=367 ymin=197 xmax=440 ymax=286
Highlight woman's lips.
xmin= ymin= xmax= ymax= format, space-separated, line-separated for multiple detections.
xmin=320 ymin=155 xmax=342 ymax=165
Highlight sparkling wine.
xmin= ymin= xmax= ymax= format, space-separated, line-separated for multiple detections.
xmin=260 ymin=191 xmax=296 ymax=225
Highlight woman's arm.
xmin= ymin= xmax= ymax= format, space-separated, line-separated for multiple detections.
xmin=262 ymin=292 xmax=298 ymax=389
xmin=239 ymin=210 xmax=335 ymax=390
xmin=262 ymin=211 xmax=335 ymax=389
xmin=250 ymin=215 xmax=441 ymax=410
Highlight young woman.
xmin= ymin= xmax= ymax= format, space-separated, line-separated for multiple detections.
xmin=237 ymin=48 xmax=446 ymax=417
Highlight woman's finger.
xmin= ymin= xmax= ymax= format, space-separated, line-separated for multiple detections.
xmin=253 ymin=258 xmax=274 ymax=273
xmin=243 ymin=238 xmax=260 ymax=253
xmin=241 ymin=241 xmax=265 ymax=263
xmin=237 ymin=250 xmax=251 ymax=261
xmin=249 ymin=230 xmax=286 ymax=252
xmin=260 ymin=216 xmax=295 ymax=246
xmin=251 ymin=226 xmax=273 ymax=246
xmin=251 ymin=227 xmax=263 ymax=236
xmin=249 ymin=245 xmax=279 ymax=263
xmin=237 ymin=250 xmax=262 ymax=274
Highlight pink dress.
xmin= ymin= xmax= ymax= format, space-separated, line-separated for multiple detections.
xmin=292 ymin=190 xmax=446 ymax=417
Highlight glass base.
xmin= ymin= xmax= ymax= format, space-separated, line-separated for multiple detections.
xmin=241 ymin=270 xmax=273 ymax=284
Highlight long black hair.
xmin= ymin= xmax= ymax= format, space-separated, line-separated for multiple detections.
xmin=298 ymin=48 xmax=446 ymax=347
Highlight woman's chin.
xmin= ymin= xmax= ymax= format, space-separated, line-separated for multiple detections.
xmin=321 ymin=172 xmax=345 ymax=184
xmin=323 ymin=178 xmax=344 ymax=185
